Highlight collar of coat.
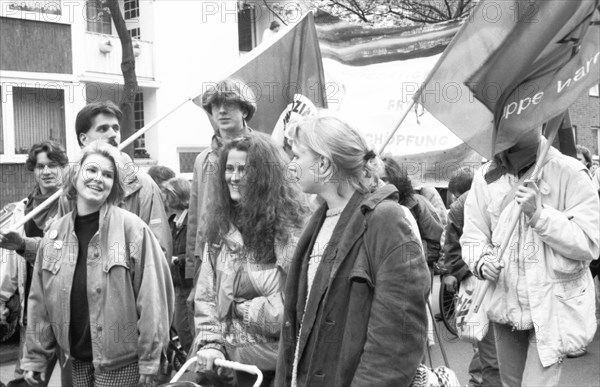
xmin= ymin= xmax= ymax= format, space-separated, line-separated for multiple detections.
xmin=307 ymin=183 xmax=400 ymax=235
xmin=290 ymin=183 xmax=400 ymax=358
xmin=210 ymin=126 xmax=253 ymax=152
xmin=122 ymin=171 xmax=157 ymax=200
xmin=299 ymin=183 xmax=401 ymax=285
xmin=69 ymin=202 xmax=113 ymax=235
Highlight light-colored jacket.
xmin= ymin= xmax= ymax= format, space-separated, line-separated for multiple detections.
xmin=21 ymin=204 xmax=174 ymax=374
xmin=461 ymin=144 xmax=599 ymax=367
xmin=19 ymin=172 xmax=173 ymax=264
xmin=192 ymin=226 xmax=295 ymax=371
xmin=0 ymin=199 xmax=28 ymax=325
xmin=186 ymin=148 xmax=217 ymax=279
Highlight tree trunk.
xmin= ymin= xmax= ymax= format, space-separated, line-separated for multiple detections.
xmin=105 ymin=0 xmax=138 ymax=158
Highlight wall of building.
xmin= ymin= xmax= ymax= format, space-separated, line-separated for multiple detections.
xmin=0 ymin=17 xmax=72 ymax=73
xmin=0 ymin=164 xmax=34 ymax=208
xmin=148 ymin=0 xmax=240 ymax=174
xmin=571 ymin=90 xmax=600 ymax=155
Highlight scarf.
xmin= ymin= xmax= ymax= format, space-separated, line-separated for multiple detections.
xmin=484 ymin=141 xmax=539 ymax=184
xmin=24 ymin=186 xmax=60 ymax=231
xmin=210 ymin=125 xmax=253 ymax=153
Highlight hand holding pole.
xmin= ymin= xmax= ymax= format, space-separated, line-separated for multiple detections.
xmin=472 ymin=113 xmax=564 ymax=313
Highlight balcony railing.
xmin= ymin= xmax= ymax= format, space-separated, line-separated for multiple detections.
xmin=83 ymin=32 xmax=154 ymax=80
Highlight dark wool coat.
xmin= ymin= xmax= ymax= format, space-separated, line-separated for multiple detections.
xmin=275 ymin=185 xmax=430 ymax=387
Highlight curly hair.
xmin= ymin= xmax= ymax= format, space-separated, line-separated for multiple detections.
xmin=205 ymin=132 xmax=309 ymax=263
xmin=25 ymin=140 xmax=68 ymax=171
xmin=381 ymin=157 xmax=414 ymax=204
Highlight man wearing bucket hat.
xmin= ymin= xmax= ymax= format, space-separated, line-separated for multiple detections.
xmin=186 ymin=78 xmax=257 ymax=291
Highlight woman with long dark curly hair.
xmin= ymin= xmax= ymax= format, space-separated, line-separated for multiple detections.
xmin=192 ymin=132 xmax=309 ymax=387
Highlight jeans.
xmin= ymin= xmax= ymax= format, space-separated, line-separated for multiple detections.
xmin=468 ymin=325 xmax=502 ymax=387
xmin=493 ymin=323 xmax=562 ymax=387
xmin=477 ymin=324 xmax=501 ymax=386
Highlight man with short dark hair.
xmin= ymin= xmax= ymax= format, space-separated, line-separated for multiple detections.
xmin=69 ymin=101 xmax=172 ymax=259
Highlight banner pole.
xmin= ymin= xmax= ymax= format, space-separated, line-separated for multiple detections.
xmin=7 ymin=97 xmax=194 ymax=231
xmin=119 ymin=97 xmax=192 ymax=149
xmin=472 ymin=112 xmax=564 ymax=313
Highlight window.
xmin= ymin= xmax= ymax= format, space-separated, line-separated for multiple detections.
xmin=129 ymin=27 xmax=141 ymax=39
xmin=124 ymin=0 xmax=139 ymax=20
xmin=133 ymin=92 xmax=147 ymax=158
xmin=86 ymin=0 xmax=112 ymax=34
xmin=179 ymin=148 xmax=207 ymax=173
xmin=0 ymin=86 xmax=3 ymax=155
xmin=12 ymin=87 xmax=66 ymax=154
xmin=238 ymin=4 xmax=257 ymax=52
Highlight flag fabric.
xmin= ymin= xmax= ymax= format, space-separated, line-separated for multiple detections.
xmin=417 ymin=0 xmax=600 ymax=159
xmin=314 ymin=12 xmax=481 ymax=187
xmin=192 ymin=12 xmax=327 ymax=135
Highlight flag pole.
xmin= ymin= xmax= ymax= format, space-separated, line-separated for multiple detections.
xmin=7 ymin=97 xmax=194 ymax=231
xmin=376 ymin=13 xmax=477 ymax=155
xmin=119 ymin=97 xmax=192 ymax=149
xmin=472 ymin=112 xmax=565 ymax=313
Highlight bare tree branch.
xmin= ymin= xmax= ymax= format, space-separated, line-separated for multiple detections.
xmin=322 ymin=0 xmax=473 ymax=24
xmin=329 ymin=0 xmax=369 ymax=22
xmin=262 ymin=0 xmax=288 ymax=26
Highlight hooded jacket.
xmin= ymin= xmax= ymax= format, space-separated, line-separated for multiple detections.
xmin=275 ymin=185 xmax=430 ymax=387
xmin=21 ymin=204 xmax=174 ymax=375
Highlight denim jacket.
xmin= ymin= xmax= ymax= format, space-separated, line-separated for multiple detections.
xmin=21 ymin=204 xmax=174 ymax=374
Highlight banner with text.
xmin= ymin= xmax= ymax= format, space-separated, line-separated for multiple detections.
xmin=315 ymin=13 xmax=481 ymax=187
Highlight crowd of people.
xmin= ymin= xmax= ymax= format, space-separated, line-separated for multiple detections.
xmin=0 ymin=78 xmax=598 ymax=387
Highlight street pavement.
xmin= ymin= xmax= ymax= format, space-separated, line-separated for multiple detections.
xmin=1 ymin=277 xmax=599 ymax=386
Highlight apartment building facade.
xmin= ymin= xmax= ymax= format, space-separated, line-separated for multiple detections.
xmin=0 ymin=0 xmax=292 ymax=206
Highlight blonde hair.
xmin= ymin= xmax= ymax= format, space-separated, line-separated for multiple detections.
xmin=63 ymin=141 xmax=125 ymax=205
xmin=291 ymin=111 xmax=379 ymax=194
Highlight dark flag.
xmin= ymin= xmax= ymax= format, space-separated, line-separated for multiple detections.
xmin=193 ymin=12 xmax=327 ymax=134
xmin=418 ymin=0 xmax=600 ymax=158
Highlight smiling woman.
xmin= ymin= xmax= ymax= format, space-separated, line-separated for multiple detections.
xmin=63 ymin=141 xmax=125 ymax=211
xmin=21 ymin=140 xmax=174 ymax=387
xmin=191 ymin=132 xmax=309 ymax=387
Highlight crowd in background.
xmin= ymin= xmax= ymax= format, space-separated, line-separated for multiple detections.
xmin=0 ymin=78 xmax=598 ymax=387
